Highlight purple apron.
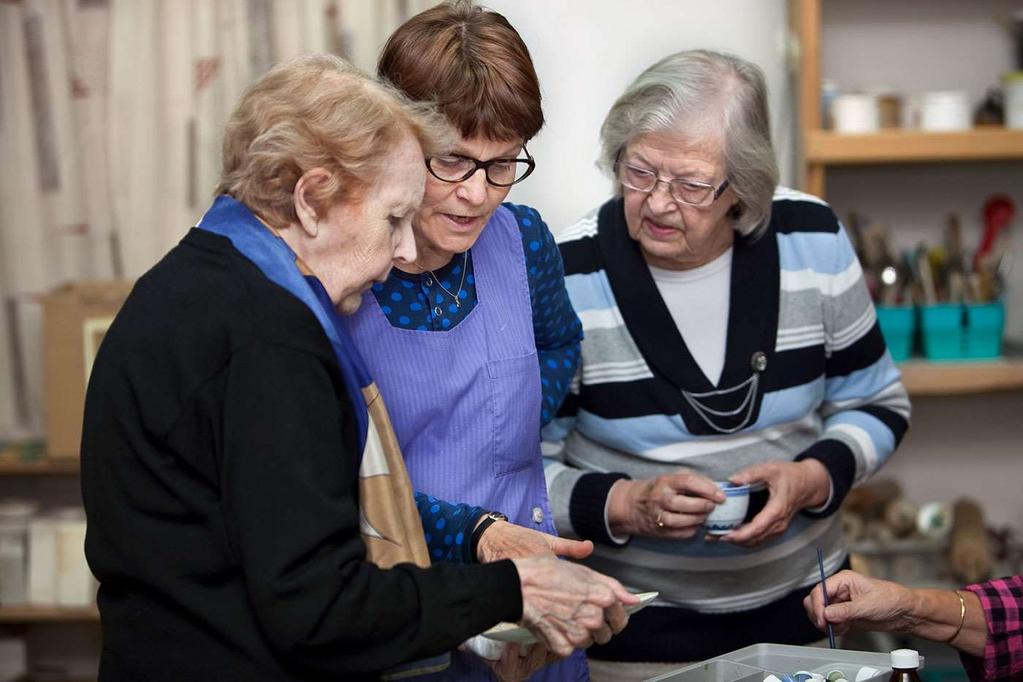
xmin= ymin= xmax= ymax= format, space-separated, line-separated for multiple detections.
xmin=345 ymin=206 xmax=587 ymax=681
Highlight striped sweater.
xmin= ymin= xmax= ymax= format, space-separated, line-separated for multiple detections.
xmin=542 ymin=189 xmax=910 ymax=657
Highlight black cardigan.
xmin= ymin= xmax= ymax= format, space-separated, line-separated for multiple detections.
xmin=81 ymin=228 xmax=521 ymax=681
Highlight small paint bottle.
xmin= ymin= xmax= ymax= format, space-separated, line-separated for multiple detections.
xmin=887 ymin=649 xmax=922 ymax=682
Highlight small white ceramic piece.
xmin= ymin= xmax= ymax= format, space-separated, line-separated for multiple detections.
xmin=764 ymin=675 xmax=783 ymax=682
xmin=917 ymin=502 xmax=952 ymax=539
xmin=463 ymin=634 xmax=506 ymax=661
xmin=705 ymin=482 xmax=751 ymax=535
xmin=794 ymin=673 xmax=824 ymax=682
xmin=854 ymin=666 xmax=881 ymax=682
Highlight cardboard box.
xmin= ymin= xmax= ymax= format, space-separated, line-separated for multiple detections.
xmin=42 ymin=281 xmax=134 ymax=458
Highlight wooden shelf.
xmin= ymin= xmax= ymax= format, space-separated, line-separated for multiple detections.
xmin=899 ymin=359 xmax=1023 ymax=396
xmin=0 ymin=604 xmax=98 ymax=623
xmin=0 ymin=456 xmax=80 ymax=475
xmin=806 ymin=127 xmax=1023 ymax=165
xmin=791 ymin=0 xmax=1023 ymax=195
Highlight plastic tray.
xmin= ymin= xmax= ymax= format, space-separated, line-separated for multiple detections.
xmin=647 ymin=643 xmax=924 ymax=682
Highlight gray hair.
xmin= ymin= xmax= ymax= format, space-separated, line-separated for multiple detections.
xmin=598 ymin=49 xmax=779 ymax=238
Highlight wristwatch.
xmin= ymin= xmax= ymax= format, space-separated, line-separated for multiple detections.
xmin=470 ymin=511 xmax=508 ymax=563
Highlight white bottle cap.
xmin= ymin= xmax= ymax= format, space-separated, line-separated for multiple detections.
xmin=891 ymin=649 xmax=920 ymax=669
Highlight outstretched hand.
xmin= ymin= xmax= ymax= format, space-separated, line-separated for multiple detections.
xmin=512 ymin=556 xmax=638 ymax=658
xmin=476 ymin=520 xmax=594 ymax=562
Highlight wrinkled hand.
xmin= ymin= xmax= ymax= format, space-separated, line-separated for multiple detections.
xmin=477 ymin=520 xmax=594 ymax=563
xmin=485 ymin=643 xmax=559 ymax=682
xmin=607 ymin=473 xmax=723 ymax=538
xmin=719 ymin=459 xmax=830 ymax=547
xmin=803 ymin=570 xmax=917 ymax=636
xmin=511 ymin=556 xmax=638 ymax=658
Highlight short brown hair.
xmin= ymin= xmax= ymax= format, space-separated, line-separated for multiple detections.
xmin=217 ymin=54 xmax=452 ymax=228
xmin=378 ymin=0 xmax=543 ymax=142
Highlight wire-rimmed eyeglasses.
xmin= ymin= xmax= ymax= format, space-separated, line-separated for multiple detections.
xmin=426 ymin=146 xmax=536 ymax=187
xmin=615 ymin=158 xmax=730 ymax=207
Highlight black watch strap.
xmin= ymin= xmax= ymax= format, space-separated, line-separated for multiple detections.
xmin=470 ymin=511 xmax=507 ymax=563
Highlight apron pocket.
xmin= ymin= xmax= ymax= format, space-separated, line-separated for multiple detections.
xmin=486 ymin=352 xmax=540 ymax=477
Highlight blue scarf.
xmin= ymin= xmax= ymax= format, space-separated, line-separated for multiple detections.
xmin=197 ymin=195 xmax=370 ymax=455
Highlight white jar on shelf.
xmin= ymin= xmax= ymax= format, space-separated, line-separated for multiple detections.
xmin=1004 ymin=72 xmax=1023 ymax=129
xmin=832 ymin=93 xmax=880 ymax=133
xmin=0 ymin=500 xmax=38 ymax=606
xmin=920 ymin=90 xmax=971 ymax=131
xmin=830 ymin=93 xmax=879 ymax=132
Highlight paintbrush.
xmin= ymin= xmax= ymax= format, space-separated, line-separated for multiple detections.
xmin=816 ymin=546 xmax=837 ymax=649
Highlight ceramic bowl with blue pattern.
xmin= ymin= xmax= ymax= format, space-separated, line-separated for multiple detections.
xmin=705 ymin=481 xmax=751 ymax=535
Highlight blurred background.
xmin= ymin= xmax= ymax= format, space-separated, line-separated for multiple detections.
xmin=1 ymin=1 xmax=1022 ymax=679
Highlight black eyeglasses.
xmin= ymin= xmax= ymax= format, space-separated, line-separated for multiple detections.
xmin=425 ymin=146 xmax=536 ymax=187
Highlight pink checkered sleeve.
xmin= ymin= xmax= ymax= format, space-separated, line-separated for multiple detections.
xmin=958 ymin=575 xmax=1023 ymax=682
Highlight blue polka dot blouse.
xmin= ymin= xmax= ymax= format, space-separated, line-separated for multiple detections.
xmin=413 ymin=492 xmax=483 ymax=563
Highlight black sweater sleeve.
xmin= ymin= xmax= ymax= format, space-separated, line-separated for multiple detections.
xmin=217 ymin=339 xmax=521 ymax=677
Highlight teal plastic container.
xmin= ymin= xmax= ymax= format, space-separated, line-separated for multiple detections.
xmin=964 ymin=301 xmax=1004 ymax=359
xmin=876 ymin=305 xmax=915 ymax=362
xmin=920 ymin=304 xmax=964 ymax=360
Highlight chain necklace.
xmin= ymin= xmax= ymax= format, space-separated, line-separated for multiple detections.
xmin=425 ymin=251 xmax=469 ymax=308
xmin=679 ymin=352 xmax=768 ymax=434
xmin=680 ymin=374 xmax=759 ymax=434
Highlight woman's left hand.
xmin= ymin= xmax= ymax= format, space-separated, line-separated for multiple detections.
xmin=718 ymin=459 xmax=830 ymax=547
xmin=476 ymin=520 xmax=595 ymax=562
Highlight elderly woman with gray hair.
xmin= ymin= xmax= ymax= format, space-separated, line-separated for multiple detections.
xmin=543 ymin=49 xmax=911 ymax=680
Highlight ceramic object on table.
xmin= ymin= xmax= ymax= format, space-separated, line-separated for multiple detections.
xmin=705 ymin=482 xmax=751 ymax=535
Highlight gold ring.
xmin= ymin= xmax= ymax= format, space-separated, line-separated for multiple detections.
xmin=656 ymin=512 xmax=665 ymax=528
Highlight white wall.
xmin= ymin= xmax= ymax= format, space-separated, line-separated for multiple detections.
xmin=484 ymin=0 xmax=792 ymax=232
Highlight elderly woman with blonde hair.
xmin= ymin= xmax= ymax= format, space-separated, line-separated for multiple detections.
xmin=544 ymin=49 xmax=910 ymax=681
xmin=80 ymin=54 xmax=633 ymax=682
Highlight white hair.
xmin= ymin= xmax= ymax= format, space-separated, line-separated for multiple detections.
xmin=598 ymin=49 xmax=779 ymax=238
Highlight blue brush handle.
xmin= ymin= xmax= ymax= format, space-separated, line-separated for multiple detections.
xmin=816 ymin=546 xmax=837 ymax=649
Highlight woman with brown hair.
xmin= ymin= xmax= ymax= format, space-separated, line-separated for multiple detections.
xmin=343 ymin=2 xmax=594 ymax=679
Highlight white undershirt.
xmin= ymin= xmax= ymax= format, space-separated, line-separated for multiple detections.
xmin=648 ymin=248 xmax=732 ymax=386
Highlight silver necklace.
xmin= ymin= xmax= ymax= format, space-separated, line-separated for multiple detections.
xmin=679 ymin=352 xmax=768 ymax=434
xmin=426 ymin=251 xmax=469 ymax=308
xmin=680 ymin=374 xmax=759 ymax=434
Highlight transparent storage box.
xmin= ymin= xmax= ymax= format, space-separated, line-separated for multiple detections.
xmin=647 ymin=643 xmax=924 ymax=682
